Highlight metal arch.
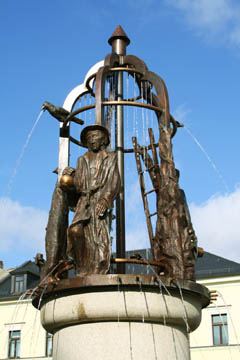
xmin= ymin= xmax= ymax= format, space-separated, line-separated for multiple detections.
xmin=58 ymin=60 xmax=104 ymax=179
xmin=62 ymin=60 xmax=104 ymax=111
xmin=63 ymin=65 xmax=178 ymax=142
xmin=104 ymin=52 xmax=120 ymax=67
xmin=95 ymin=66 xmax=111 ymax=125
xmin=122 ymin=54 xmax=148 ymax=72
xmin=141 ymin=70 xmax=170 ymax=122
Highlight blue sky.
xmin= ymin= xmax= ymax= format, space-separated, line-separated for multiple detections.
xmin=1 ymin=0 xmax=240 ymax=269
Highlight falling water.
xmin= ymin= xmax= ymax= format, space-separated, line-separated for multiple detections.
xmin=157 ymin=279 xmax=167 ymax=326
xmin=22 ymin=286 xmax=40 ymax=321
xmin=137 ymin=278 xmax=145 ymax=323
xmin=29 ymin=303 xmax=41 ymax=356
xmin=212 ymin=308 xmax=233 ymax=360
xmin=134 ymin=73 xmax=138 ymax=138
xmin=141 ymin=82 xmax=145 ymax=145
xmin=217 ymin=291 xmax=240 ymax=352
xmin=150 ymin=85 xmax=154 ymax=130
xmin=38 ymin=283 xmax=48 ymax=310
xmin=175 ymin=280 xmax=190 ymax=333
xmin=142 ymin=290 xmax=158 ymax=360
xmin=8 ymin=290 xmax=31 ymax=328
xmin=184 ymin=126 xmax=229 ymax=194
xmin=121 ymin=289 xmax=133 ymax=360
xmin=5 ymin=110 xmax=44 ymax=197
xmin=145 ymin=83 xmax=149 ymax=144
xmin=126 ymin=72 xmax=129 ymax=149
xmin=37 ymin=262 xmax=61 ymax=288
xmin=2 ymin=289 xmax=32 ymax=353
xmin=117 ymin=277 xmax=121 ymax=327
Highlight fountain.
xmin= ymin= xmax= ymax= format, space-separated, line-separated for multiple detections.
xmin=32 ymin=26 xmax=210 ymax=360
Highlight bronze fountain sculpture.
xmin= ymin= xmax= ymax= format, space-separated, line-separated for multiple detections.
xmin=40 ymin=26 xmax=199 ymax=282
xmin=33 ymin=26 xmax=210 ymax=360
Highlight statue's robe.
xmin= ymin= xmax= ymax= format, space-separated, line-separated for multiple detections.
xmin=67 ymin=150 xmax=120 ymax=275
xmin=41 ymin=183 xmax=68 ymax=280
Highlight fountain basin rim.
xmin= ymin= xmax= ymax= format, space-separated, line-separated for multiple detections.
xmin=32 ymin=274 xmax=210 ymax=310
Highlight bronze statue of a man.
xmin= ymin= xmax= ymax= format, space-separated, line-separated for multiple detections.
xmin=62 ymin=125 xmax=120 ymax=276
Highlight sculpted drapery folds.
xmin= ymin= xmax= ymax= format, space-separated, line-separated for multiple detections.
xmin=63 ymin=125 xmax=120 ymax=276
xmin=43 ymin=124 xmax=120 ymax=279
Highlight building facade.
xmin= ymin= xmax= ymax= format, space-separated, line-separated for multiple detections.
xmin=190 ymin=252 xmax=240 ymax=360
xmin=0 ymin=251 xmax=239 ymax=359
xmin=0 ymin=261 xmax=52 ymax=360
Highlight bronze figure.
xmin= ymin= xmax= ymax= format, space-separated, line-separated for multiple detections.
xmin=42 ymin=101 xmax=84 ymax=125
xmin=62 ymin=125 xmax=120 ymax=276
xmin=137 ymin=140 xmax=196 ymax=280
xmin=41 ymin=181 xmax=69 ymax=281
xmin=41 ymin=28 xmax=201 ymax=282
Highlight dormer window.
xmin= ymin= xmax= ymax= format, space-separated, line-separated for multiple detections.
xmin=14 ymin=276 xmax=24 ymax=293
xmin=11 ymin=274 xmax=27 ymax=294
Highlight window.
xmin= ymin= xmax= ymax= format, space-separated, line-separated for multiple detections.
xmin=13 ymin=276 xmax=24 ymax=293
xmin=46 ymin=332 xmax=53 ymax=357
xmin=212 ymin=314 xmax=228 ymax=345
xmin=8 ymin=330 xmax=20 ymax=358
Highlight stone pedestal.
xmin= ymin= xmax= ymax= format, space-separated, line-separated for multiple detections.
xmin=35 ymin=275 xmax=210 ymax=360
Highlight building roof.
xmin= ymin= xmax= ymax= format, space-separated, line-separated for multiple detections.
xmin=10 ymin=260 xmax=40 ymax=277
xmin=0 ymin=268 xmax=15 ymax=284
xmin=195 ymin=251 xmax=240 ymax=279
xmin=114 ymin=249 xmax=240 ymax=279
xmin=0 ymin=261 xmax=40 ymax=300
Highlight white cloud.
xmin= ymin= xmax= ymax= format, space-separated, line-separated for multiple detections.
xmin=165 ymin=0 xmax=240 ymax=47
xmin=190 ymin=187 xmax=240 ymax=263
xmin=0 ymin=197 xmax=48 ymax=254
xmin=2 ymin=183 xmax=239 ymax=270
xmin=230 ymin=26 xmax=240 ymax=46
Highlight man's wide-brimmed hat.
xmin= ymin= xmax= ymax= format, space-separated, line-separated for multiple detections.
xmin=80 ymin=124 xmax=110 ymax=146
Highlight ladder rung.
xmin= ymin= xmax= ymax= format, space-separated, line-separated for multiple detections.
xmin=140 ymin=165 xmax=155 ymax=175
xmin=144 ymin=189 xmax=155 ymax=196
xmin=149 ymin=211 xmax=158 ymax=217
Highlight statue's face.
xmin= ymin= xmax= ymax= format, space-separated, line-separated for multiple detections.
xmin=86 ymin=130 xmax=106 ymax=152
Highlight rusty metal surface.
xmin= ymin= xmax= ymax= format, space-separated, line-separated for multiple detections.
xmin=32 ymin=274 xmax=210 ymax=310
xmin=108 ymin=25 xmax=130 ymax=46
xmin=111 ymin=257 xmax=164 ymax=270
xmin=66 ymin=127 xmax=120 ymax=276
xmin=115 ymin=69 xmax=126 ymax=274
xmin=42 ymin=27 xmax=199 ymax=284
xmin=41 ymin=183 xmax=69 ymax=281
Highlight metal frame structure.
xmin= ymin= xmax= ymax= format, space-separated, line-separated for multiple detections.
xmin=57 ymin=26 xmax=180 ymax=273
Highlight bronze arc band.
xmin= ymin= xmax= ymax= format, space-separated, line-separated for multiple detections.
xmin=66 ymin=108 xmax=177 ymax=147
xmin=64 ymin=101 xmax=163 ymax=128
xmin=85 ymin=67 xmax=147 ymax=95
xmin=111 ymin=257 xmax=164 ymax=269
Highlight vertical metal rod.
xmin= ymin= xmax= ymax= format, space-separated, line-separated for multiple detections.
xmin=58 ymin=125 xmax=70 ymax=180
xmin=116 ymin=70 xmax=126 ymax=273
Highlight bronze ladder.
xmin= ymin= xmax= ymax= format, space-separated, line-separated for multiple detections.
xmin=132 ymin=128 xmax=161 ymax=252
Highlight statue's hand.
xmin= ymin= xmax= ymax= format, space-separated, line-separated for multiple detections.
xmin=62 ymin=166 xmax=75 ymax=176
xmin=96 ymin=198 xmax=108 ymax=216
xmin=60 ymin=167 xmax=76 ymax=192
